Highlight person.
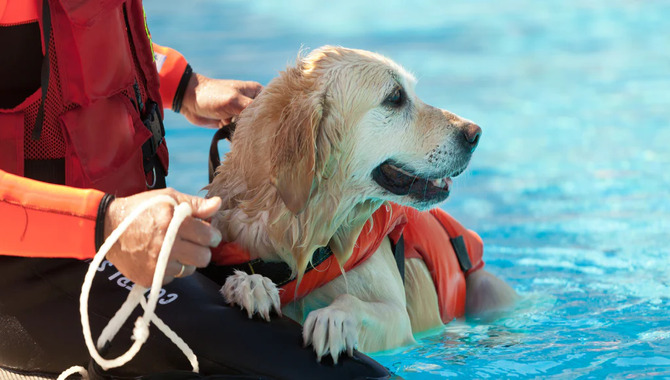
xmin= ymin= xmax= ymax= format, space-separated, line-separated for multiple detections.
xmin=0 ymin=1 xmax=391 ymax=379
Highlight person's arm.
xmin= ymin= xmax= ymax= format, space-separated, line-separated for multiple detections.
xmin=0 ymin=169 xmax=104 ymax=260
xmin=0 ymin=169 xmax=223 ymax=287
xmin=152 ymin=43 xmax=191 ymax=112
xmin=152 ymin=43 xmax=263 ymax=128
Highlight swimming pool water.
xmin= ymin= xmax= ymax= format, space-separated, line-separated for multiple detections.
xmin=146 ymin=1 xmax=670 ymax=378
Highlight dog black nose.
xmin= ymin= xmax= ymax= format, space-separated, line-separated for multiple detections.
xmin=462 ymin=123 xmax=482 ymax=152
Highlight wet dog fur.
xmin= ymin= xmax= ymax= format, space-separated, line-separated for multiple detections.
xmin=206 ymin=46 xmax=516 ymax=362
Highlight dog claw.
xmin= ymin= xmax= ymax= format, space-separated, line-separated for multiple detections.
xmin=221 ymin=271 xmax=281 ymax=321
xmin=303 ymin=307 xmax=359 ymax=364
xmin=272 ymin=295 xmax=282 ymax=317
xmin=264 ymin=277 xmax=283 ymax=317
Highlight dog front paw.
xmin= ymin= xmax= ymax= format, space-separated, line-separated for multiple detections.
xmin=220 ymin=270 xmax=282 ymax=321
xmin=303 ymin=307 xmax=359 ymax=364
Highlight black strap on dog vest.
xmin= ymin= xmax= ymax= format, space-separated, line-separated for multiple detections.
xmin=202 ymin=237 xmax=410 ymax=289
xmin=390 ymin=235 xmax=405 ymax=283
xmin=450 ymin=235 xmax=472 ymax=272
xmin=200 ymin=246 xmax=334 ymax=287
xmin=205 ymin=231 xmax=471 ymax=285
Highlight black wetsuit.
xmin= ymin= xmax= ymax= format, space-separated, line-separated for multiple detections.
xmin=0 ymin=256 xmax=389 ymax=379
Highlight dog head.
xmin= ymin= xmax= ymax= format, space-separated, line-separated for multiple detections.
xmin=255 ymin=46 xmax=481 ymax=213
xmin=211 ymin=46 xmax=481 ymax=272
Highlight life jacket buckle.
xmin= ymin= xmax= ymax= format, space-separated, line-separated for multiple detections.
xmin=141 ymin=101 xmax=164 ymax=174
xmin=143 ymin=102 xmax=164 ymax=156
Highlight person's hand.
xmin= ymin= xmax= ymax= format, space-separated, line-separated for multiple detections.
xmin=180 ymin=73 xmax=263 ymax=128
xmin=103 ymin=188 xmax=223 ymax=287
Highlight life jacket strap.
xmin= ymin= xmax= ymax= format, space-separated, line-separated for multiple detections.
xmin=31 ymin=0 xmax=51 ymax=141
xmin=200 ymin=246 xmax=334 ymax=288
xmin=450 ymin=235 xmax=472 ymax=272
xmin=390 ymin=234 xmax=405 ymax=283
xmin=141 ymin=101 xmax=166 ymax=189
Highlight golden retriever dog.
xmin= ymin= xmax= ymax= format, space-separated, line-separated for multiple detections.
xmin=206 ymin=46 xmax=516 ymax=362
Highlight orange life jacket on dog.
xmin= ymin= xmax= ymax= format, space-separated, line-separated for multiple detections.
xmin=210 ymin=203 xmax=484 ymax=322
xmin=401 ymin=206 xmax=484 ymax=323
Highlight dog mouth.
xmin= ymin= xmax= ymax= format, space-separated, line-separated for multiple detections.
xmin=372 ymin=160 xmax=464 ymax=203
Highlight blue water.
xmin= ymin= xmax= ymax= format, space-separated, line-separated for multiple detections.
xmin=145 ymin=1 xmax=670 ymax=378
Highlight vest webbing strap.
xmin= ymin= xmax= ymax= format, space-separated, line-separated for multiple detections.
xmin=200 ymin=246 xmax=333 ymax=288
xmin=450 ymin=235 xmax=472 ymax=273
xmin=202 ymin=235 xmax=411 ymax=292
xmin=391 ymin=234 xmax=405 ymax=283
xmin=32 ymin=0 xmax=51 ymax=141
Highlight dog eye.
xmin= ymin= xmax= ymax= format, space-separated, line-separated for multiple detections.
xmin=383 ymin=87 xmax=404 ymax=108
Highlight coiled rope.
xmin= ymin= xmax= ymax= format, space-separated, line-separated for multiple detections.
xmin=58 ymin=195 xmax=199 ymax=379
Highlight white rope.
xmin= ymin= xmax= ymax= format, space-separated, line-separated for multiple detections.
xmin=96 ymin=286 xmax=144 ymax=350
xmin=57 ymin=366 xmax=88 ymax=380
xmin=58 ymin=196 xmax=199 ymax=379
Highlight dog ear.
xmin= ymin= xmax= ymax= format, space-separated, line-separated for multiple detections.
xmin=269 ymin=77 xmax=324 ymax=215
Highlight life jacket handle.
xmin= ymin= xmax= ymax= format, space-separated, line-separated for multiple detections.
xmin=208 ymin=122 xmax=235 ymax=184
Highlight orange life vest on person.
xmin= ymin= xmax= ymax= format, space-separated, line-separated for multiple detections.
xmin=210 ymin=203 xmax=484 ymax=321
xmin=0 ymin=0 xmax=178 ymax=196
xmin=0 ymin=0 xmax=189 ymax=260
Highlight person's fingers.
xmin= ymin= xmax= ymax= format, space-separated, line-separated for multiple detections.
xmin=193 ymin=196 xmax=222 ymax=220
xmin=171 ymin=194 xmax=222 ymax=220
xmin=239 ymin=81 xmax=263 ymax=99
xmin=186 ymin=113 xmax=220 ymax=128
xmin=152 ymin=189 xmax=222 ymax=241
xmin=165 ymin=261 xmax=197 ymax=280
xmin=235 ymin=94 xmax=254 ymax=112
xmin=171 ymin=239 xmax=212 ymax=268
xmin=184 ymin=78 xmax=263 ymax=126
xmin=215 ymin=81 xmax=261 ymax=118
xmin=178 ymin=217 xmax=221 ymax=247
xmin=213 ymin=94 xmax=252 ymax=118
xmin=217 ymin=118 xmax=233 ymax=128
